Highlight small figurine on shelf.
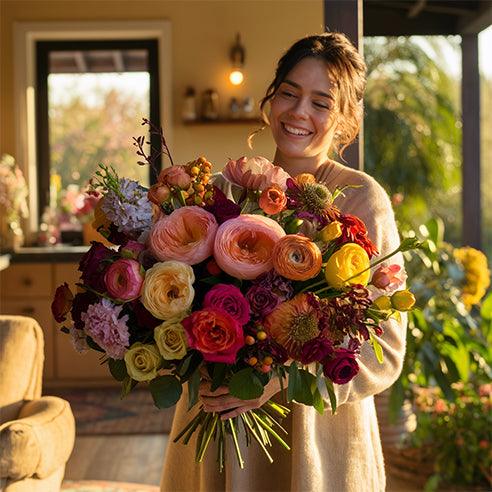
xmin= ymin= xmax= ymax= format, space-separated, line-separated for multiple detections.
xmin=242 ymin=96 xmax=255 ymax=117
xmin=182 ymin=86 xmax=197 ymax=122
xmin=201 ymin=89 xmax=219 ymax=120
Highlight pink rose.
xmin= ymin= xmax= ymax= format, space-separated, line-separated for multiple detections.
xmin=213 ymin=214 xmax=285 ymax=279
xmin=120 ymin=240 xmax=145 ymax=259
xmin=182 ymin=307 xmax=244 ymax=364
xmin=223 ymin=156 xmax=290 ymax=191
xmin=148 ymin=206 xmax=218 ymax=265
xmin=104 ymin=258 xmax=144 ymax=300
xmin=148 ymin=183 xmax=171 ymax=205
xmin=158 ymin=165 xmax=192 ymax=189
xmin=371 ymin=264 xmax=406 ymax=291
xmin=203 ymin=284 xmax=250 ymax=325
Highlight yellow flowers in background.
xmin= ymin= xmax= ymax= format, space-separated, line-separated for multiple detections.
xmin=454 ymin=247 xmax=491 ymax=310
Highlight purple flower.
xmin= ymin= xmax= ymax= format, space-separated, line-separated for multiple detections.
xmin=254 ymin=269 xmax=294 ymax=300
xmin=322 ymin=348 xmax=359 ymax=385
xmin=246 ymin=285 xmax=282 ymax=318
xmin=102 ymin=178 xmax=153 ymax=234
xmin=204 ymin=186 xmax=241 ymax=224
xmin=81 ymin=298 xmax=130 ymax=359
xmin=79 ymin=241 xmax=114 ymax=292
xmin=299 ymin=336 xmax=333 ymax=364
xmin=203 ymin=284 xmax=250 ymax=325
xmin=119 ymin=240 xmax=146 ymax=260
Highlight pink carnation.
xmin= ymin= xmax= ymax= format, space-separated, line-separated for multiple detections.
xmin=223 ymin=156 xmax=291 ymax=191
xmin=203 ymin=284 xmax=250 ymax=325
xmin=81 ymin=298 xmax=130 ymax=359
xmin=213 ymin=214 xmax=285 ymax=280
xmin=371 ymin=264 xmax=406 ymax=291
xmin=104 ymin=258 xmax=144 ymax=301
xmin=148 ymin=206 xmax=218 ymax=265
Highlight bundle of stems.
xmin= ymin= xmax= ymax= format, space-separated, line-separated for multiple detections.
xmin=173 ymin=400 xmax=291 ymax=471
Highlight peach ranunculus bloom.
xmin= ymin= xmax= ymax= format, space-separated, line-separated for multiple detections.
xmin=148 ymin=206 xmax=218 ymax=265
xmin=214 ymin=214 xmax=286 ymax=280
xmin=141 ymin=260 xmax=195 ymax=320
xmin=272 ymin=234 xmax=322 ymax=281
xmin=259 ymin=185 xmax=287 ymax=215
xmin=222 ymin=156 xmax=291 ymax=191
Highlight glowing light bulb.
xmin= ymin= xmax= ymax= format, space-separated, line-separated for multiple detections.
xmin=229 ymin=70 xmax=244 ymax=85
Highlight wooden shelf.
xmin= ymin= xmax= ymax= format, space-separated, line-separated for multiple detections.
xmin=183 ymin=117 xmax=262 ymax=126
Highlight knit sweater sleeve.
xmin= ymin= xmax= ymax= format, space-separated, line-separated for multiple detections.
xmin=332 ymin=173 xmax=408 ymax=406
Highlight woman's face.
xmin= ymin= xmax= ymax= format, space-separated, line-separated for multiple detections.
xmin=269 ymin=57 xmax=339 ymax=162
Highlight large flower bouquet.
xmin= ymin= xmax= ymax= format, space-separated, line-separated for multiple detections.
xmin=52 ymin=121 xmax=420 ymax=469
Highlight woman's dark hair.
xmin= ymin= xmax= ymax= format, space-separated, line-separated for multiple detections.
xmin=249 ymin=32 xmax=366 ymax=157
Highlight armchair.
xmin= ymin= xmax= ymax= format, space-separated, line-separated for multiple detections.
xmin=0 ymin=315 xmax=75 ymax=492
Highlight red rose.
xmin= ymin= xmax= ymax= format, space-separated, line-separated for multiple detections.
xmin=51 ymin=283 xmax=74 ymax=323
xmin=182 ymin=307 xmax=244 ymax=364
xmin=322 ymin=348 xmax=359 ymax=384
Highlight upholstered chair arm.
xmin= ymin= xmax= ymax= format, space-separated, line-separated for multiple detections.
xmin=0 ymin=396 xmax=75 ymax=480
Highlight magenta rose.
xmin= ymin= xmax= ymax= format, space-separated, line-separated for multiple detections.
xmin=203 ymin=284 xmax=250 ymax=325
xmin=182 ymin=307 xmax=244 ymax=364
xmin=299 ymin=336 xmax=333 ymax=365
xmin=104 ymin=259 xmax=144 ymax=300
xmin=246 ymin=285 xmax=282 ymax=318
xmin=51 ymin=283 xmax=74 ymax=323
xmin=322 ymin=348 xmax=359 ymax=384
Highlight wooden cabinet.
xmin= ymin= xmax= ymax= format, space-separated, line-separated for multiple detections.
xmin=0 ymin=261 xmax=114 ymax=387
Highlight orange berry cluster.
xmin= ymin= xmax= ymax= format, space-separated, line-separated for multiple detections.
xmin=183 ymin=156 xmax=215 ymax=206
xmin=245 ymin=328 xmax=273 ymax=373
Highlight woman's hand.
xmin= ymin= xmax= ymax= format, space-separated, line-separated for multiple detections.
xmin=199 ymin=376 xmax=284 ymax=420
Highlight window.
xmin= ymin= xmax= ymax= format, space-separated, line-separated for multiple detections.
xmin=35 ymin=39 xmax=161 ymax=222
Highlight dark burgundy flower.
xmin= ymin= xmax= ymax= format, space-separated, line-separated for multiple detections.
xmin=71 ymin=291 xmax=98 ymax=330
xmin=322 ymin=348 xmax=359 ymax=384
xmin=51 ymin=283 xmax=74 ymax=323
xmin=79 ymin=241 xmax=115 ymax=292
xmin=254 ymin=269 xmax=294 ymax=300
xmin=107 ymin=223 xmax=136 ymax=245
xmin=246 ymin=285 xmax=282 ymax=318
xmin=299 ymin=336 xmax=333 ymax=364
xmin=204 ymin=186 xmax=241 ymax=224
xmin=337 ymin=214 xmax=378 ymax=258
xmin=257 ymin=338 xmax=289 ymax=364
xmin=125 ymin=300 xmax=161 ymax=333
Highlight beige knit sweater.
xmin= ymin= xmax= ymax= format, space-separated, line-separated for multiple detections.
xmin=160 ymin=160 xmax=407 ymax=492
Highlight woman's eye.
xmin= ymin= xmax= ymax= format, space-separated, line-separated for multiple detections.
xmin=313 ymin=101 xmax=329 ymax=110
xmin=281 ymin=91 xmax=296 ymax=98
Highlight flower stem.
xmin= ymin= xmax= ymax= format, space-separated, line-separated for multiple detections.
xmin=251 ymin=411 xmax=291 ymax=450
xmin=197 ymin=413 xmax=219 ymax=462
xmin=227 ymin=418 xmax=245 ymax=469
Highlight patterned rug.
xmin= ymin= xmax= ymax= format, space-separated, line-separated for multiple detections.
xmin=51 ymin=387 xmax=174 ymax=435
xmin=61 ymin=480 xmax=159 ymax=491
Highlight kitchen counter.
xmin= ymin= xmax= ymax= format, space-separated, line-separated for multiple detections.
xmin=5 ymin=245 xmax=90 ymax=263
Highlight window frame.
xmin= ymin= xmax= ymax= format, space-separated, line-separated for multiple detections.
xmin=13 ymin=21 xmax=172 ymax=238
xmin=35 ymin=38 xmax=161 ymax=220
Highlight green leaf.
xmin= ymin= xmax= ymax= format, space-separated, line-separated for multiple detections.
xmin=229 ymin=368 xmax=264 ymax=400
xmin=86 ymin=336 xmax=105 ymax=353
xmin=178 ymin=350 xmax=202 ymax=380
xmin=312 ymin=387 xmax=325 ymax=415
xmin=149 ymin=375 xmax=183 ymax=409
xmin=121 ymin=376 xmax=138 ymax=399
xmin=187 ymin=369 xmax=201 ymax=410
xmin=294 ymin=369 xmax=314 ymax=406
xmin=369 ymin=333 xmax=384 ymax=364
xmin=211 ymin=363 xmax=228 ymax=392
xmin=324 ymin=379 xmax=337 ymax=414
xmin=287 ymin=363 xmax=301 ymax=403
xmin=425 ymin=217 xmax=444 ymax=245
xmin=108 ymin=358 xmax=128 ymax=381
xmin=481 ymin=292 xmax=492 ymax=320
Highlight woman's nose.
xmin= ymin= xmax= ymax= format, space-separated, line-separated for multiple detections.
xmin=287 ymin=97 xmax=309 ymax=119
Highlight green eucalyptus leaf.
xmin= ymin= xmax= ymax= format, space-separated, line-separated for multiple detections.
xmin=108 ymin=358 xmax=128 ymax=381
xmin=149 ymin=375 xmax=182 ymax=409
xmin=229 ymin=368 xmax=264 ymax=400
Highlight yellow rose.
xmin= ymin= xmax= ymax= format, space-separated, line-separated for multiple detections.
xmin=319 ymin=221 xmax=343 ymax=242
xmin=373 ymin=295 xmax=392 ymax=311
xmin=325 ymin=243 xmax=370 ymax=288
xmin=154 ymin=318 xmax=188 ymax=360
xmin=391 ymin=289 xmax=416 ymax=311
xmin=141 ymin=261 xmax=195 ymax=319
xmin=124 ymin=343 xmax=162 ymax=381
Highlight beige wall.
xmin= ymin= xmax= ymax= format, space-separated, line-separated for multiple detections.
xmin=1 ymin=0 xmax=323 ymax=170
